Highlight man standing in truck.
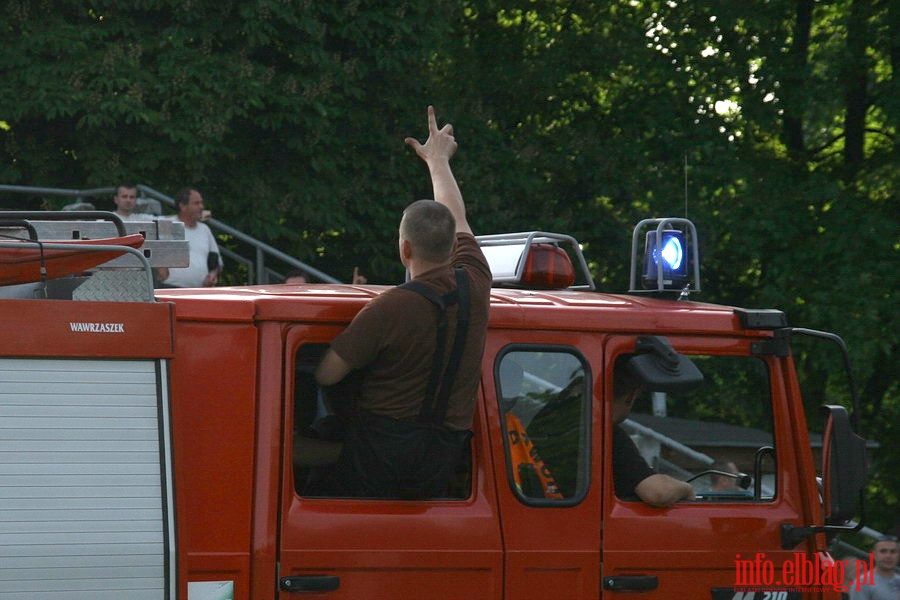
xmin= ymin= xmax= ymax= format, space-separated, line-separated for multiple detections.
xmin=313 ymin=106 xmax=491 ymax=499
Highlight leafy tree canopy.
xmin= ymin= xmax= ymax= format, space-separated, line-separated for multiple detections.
xmin=1 ymin=0 xmax=896 ymax=531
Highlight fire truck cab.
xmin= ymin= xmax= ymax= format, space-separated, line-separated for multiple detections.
xmin=0 ymin=213 xmax=866 ymax=600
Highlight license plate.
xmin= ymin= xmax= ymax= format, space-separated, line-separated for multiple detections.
xmin=711 ymin=589 xmax=802 ymax=600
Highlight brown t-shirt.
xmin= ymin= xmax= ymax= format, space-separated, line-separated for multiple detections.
xmin=329 ymin=233 xmax=491 ymax=430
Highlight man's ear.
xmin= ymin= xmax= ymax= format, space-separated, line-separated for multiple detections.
xmin=400 ymin=239 xmax=413 ymax=261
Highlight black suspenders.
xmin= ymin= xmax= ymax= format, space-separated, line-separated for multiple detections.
xmin=398 ymin=269 xmax=471 ymax=428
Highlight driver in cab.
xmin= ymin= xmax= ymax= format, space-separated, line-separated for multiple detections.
xmin=612 ymin=361 xmax=695 ymax=507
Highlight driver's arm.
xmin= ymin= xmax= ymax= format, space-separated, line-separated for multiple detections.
xmin=634 ymin=474 xmax=696 ymax=507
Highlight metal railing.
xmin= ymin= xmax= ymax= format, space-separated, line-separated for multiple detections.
xmin=0 ymin=183 xmax=341 ymax=285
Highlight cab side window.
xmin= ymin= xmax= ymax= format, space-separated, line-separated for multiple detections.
xmin=291 ymin=343 xmax=472 ymax=500
xmin=291 ymin=344 xmax=338 ymax=496
xmin=497 ymin=348 xmax=590 ymax=504
xmin=615 ymin=354 xmax=776 ymax=502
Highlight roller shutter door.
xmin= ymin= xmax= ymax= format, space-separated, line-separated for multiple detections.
xmin=0 ymin=358 xmax=175 ymax=600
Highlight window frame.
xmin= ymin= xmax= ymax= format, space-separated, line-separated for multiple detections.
xmin=290 ymin=338 xmax=476 ymax=501
xmin=607 ymin=340 xmax=779 ymax=505
xmin=495 ymin=344 xmax=592 ymax=508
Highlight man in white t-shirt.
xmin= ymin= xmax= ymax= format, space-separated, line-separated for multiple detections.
xmin=156 ymin=187 xmax=223 ymax=288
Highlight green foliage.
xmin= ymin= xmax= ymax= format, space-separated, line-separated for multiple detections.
xmin=0 ymin=0 xmax=456 ymax=279
xmin=664 ymin=355 xmax=773 ymax=432
xmin=0 ymin=0 xmax=895 ymax=532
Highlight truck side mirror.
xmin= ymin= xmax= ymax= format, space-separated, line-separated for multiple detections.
xmin=783 ymin=404 xmax=868 ymax=548
xmin=821 ymin=405 xmax=868 ymax=525
xmin=626 ymin=336 xmax=704 ymax=393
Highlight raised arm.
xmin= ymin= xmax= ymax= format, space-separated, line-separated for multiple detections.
xmin=404 ymin=106 xmax=471 ymax=235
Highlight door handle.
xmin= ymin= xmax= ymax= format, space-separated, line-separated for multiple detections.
xmin=603 ymin=575 xmax=658 ymax=591
xmin=280 ymin=575 xmax=340 ymax=592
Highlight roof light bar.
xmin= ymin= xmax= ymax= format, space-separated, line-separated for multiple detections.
xmin=476 ymin=231 xmax=595 ymax=290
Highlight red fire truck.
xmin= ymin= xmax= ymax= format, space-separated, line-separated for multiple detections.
xmin=0 ymin=212 xmax=867 ymax=599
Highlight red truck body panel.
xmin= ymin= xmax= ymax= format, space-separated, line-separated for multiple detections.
xmin=147 ymin=284 xmax=836 ymax=599
xmin=0 ymin=273 xmax=842 ymax=599
xmin=0 ymin=298 xmax=174 ymax=358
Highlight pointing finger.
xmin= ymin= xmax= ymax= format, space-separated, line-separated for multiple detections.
xmin=427 ymin=105 xmax=438 ymax=134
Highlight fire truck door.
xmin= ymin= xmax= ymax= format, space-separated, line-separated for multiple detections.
xmin=276 ymin=330 xmax=503 ymax=600
xmin=488 ymin=336 xmax=601 ymax=599
xmin=600 ymin=336 xmax=807 ymax=599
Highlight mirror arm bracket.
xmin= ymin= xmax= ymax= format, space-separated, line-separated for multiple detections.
xmin=751 ymin=328 xmax=792 ymax=357
xmin=780 ymin=520 xmax=863 ymax=550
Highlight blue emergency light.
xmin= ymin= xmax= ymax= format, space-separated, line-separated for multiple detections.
xmin=629 ymin=218 xmax=700 ymax=295
xmin=643 ymin=229 xmax=687 ymax=288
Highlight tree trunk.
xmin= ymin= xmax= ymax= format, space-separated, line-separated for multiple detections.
xmin=843 ymin=0 xmax=871 ymax=176
xmin=782 ymin=0 xmax=814 ymax=161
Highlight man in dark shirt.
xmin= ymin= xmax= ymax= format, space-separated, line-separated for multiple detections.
xmin=612 ymin=361 xmax=695 ymax=507
xmin=313 ymin=106 xmax=492 ymax=499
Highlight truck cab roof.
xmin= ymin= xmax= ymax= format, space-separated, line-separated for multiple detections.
xmin=155 ymin=283 xmax=771 ymax=338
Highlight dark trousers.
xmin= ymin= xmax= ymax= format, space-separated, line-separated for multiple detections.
xmin=305 ymin=412 xmax=471 ymax=500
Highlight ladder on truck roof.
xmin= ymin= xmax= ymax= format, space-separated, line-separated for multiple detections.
xmin=0 ymin=210 xmax=188 ymax=302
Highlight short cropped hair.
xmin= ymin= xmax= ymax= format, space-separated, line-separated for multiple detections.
xmin=400 ymin=200 xmax=456 ymax=263
xmin=174 ymin=187 xmax=197 ymax=207
xmin=115 ymin=183 xmax=137 ymax=195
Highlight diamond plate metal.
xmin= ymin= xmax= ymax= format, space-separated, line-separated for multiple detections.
xmin=72 ymin=270 xmax=153 ymax=302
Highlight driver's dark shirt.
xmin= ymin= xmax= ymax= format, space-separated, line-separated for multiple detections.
xmin=613 ymin=424 xmax=654 ymax=498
